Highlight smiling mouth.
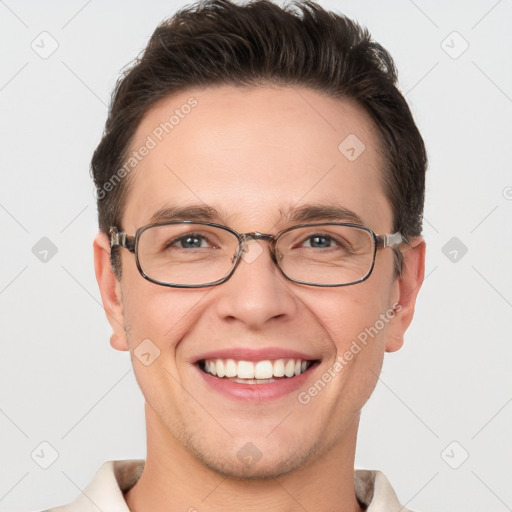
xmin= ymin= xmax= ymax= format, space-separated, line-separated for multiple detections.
xmin=198 ymin=358 xmax=318 ymax=384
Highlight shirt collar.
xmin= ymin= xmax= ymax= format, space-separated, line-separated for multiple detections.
xmin=46 ymin=460 xmax=412 ymax=512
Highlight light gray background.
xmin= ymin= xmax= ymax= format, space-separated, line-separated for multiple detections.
xmin=1 ymin=1 xmax=511 ymax=511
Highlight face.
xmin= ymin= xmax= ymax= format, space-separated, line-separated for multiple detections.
xmin=95 ymin=85 xmax=424 ymax=479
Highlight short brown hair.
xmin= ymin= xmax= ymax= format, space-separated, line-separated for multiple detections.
xmin=91 ymin=0 xmax=426 ymax=273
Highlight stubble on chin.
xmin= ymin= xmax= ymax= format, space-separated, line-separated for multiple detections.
xmin=173 ymin=424 xmax=328 ymax=481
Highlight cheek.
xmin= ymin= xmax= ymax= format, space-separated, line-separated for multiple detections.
xmin=118 ymin=284 xmax=211 ymax=417
xmin=305 ymin=279 xmax=394 ymax=348
xmin=120 ymin=278 xmax=210 ymax=352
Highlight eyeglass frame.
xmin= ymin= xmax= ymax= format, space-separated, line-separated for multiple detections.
xmin=109 ymin=220 xmax=406 ymax=288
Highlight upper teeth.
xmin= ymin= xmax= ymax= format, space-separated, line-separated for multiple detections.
xmin=203 ymin=358 xmax=310 ymax=379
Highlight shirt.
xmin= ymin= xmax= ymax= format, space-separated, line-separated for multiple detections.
xmin=41 ymin=459 xmax=415 ymax=512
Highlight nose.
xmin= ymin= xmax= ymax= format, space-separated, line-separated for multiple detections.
xmin=214 ymin=239 xmax=298 ymax=329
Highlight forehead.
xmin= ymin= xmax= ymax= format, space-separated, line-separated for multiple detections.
xmin=123 ymin=85 xmax=391 ymax=231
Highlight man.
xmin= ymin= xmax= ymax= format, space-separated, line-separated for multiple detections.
xmin=45 ymin=0 xmax=426 ymax=510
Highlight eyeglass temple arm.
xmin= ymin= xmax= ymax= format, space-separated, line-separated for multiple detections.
xmin=109 ymin=227 xmax=136 ymax=252
xmin=376 ymin=232 xmax=406 ymax=249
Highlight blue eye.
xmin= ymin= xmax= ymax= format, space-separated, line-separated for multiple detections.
xmin=161 ymin=232 xmax=215 ymax=251
xmin=175 ymin=235 xmax=208 ymax=249
xmin=305 ymin=235 xmax=334 ymax=248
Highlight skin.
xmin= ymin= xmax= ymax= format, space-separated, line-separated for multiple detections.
xmin=94 ymin=85 xmax=425 ymax=512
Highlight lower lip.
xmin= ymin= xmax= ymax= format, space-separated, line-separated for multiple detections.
xmin=196 ymin=363 xmax=319 ymax=401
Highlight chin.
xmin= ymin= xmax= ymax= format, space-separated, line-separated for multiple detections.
xmin=185 ymin=434 xmax=323 ymax=481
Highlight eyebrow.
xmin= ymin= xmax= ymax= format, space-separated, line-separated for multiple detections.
xmin=148 ymin=203 xmax=364 ymax=226
xmin=149 ymin=205 xmax=220 ymax=223
xmin=281 ymin=204 xmax=364 ymax=225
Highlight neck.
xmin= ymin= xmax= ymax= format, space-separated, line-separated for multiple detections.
xmin=125 ymin=404 xmax=364 ymax=512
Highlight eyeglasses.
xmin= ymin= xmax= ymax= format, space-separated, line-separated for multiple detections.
xmin=109 ymin=221 xmax=405 ymax=288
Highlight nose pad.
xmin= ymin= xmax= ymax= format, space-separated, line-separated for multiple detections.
xmin=230 ymin=235 xmax=279 ymax=269
xmin=240 ymin=239 xmax=265 ymax=264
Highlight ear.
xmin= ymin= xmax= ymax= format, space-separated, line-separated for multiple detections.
xmin=385 ymin=237 xmax=426 ymax=353
xmin=93 ymin=232 xmax=129 ymax=351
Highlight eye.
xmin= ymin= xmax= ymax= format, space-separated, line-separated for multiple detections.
xmin=281 ymin=226 xmax=361 ymax=256
xmin=168 ymin=233 xmax=213 ymax=249
xmin=303 ymin=234 xmax=336 ymax=249
xmin=301 ymin=233 xmax=351 ymax=250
